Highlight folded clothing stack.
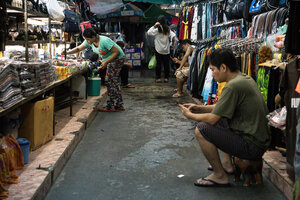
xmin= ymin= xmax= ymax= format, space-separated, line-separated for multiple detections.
xmin=13 ymin=62 xmax=38 ymax=97
xmin=0 ymin=64 xmax=23 ymax=109
xmin=12 ymin=61 xmax=55 ymax=96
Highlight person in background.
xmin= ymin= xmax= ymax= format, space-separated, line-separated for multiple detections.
xmin=171 ymin=39 xmax=194 ymax=98
xmin=179 ymin=48 xmax=270 ymax=187
xmin=62 ymin=28 xmax=125 ymax=112
xmin=116 ymin=41 xmax=135 ymax=88
xmin=147 ymin=15 xmax=176 ymax=83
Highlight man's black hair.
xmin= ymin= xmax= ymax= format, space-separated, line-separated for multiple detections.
xmin=116 ymin=41 xmax=125 ymax=49
xmin=83 ymin=28 xmax=97 ymax=38
xmin=208 ymin=48 xmax=238 ymax=72
xmin=181 ymin=39 xmax=192 ymax=45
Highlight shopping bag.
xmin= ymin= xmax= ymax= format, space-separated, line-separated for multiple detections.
xmin=148 ymin=55 xmax=156 ymax=69
xmin=47 ymin=0 xmax=65 ymax=22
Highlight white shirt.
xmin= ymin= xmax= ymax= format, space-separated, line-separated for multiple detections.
xmin=191 ymin=5 xmax=199 ymax=42
xmin=147 ymin=26 xmax=175 ymax=55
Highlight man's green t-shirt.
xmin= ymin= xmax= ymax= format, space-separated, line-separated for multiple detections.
xmin=212 ymin=73 xmax=271 ymax=150
xmin=82 ymin=35 xmax=125 ymax=62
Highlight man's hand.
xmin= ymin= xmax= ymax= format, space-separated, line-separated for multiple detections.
xmin=154 ymin=22 xmax=160 ymax=27
xmin=171 ymin=57 xmax=180 ymax=64
xmin=183 ymin=103 xmax=200 ymax=113
xmin=178 ymin=104 xmax=192 ymax=118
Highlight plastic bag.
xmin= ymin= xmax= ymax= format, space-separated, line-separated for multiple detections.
xmin=266 ymin=106 xmax=287 ymax=130
xmin=47 ymin=0 xmax=65 ymax=22
xmin=148 ymin=55 xmax=156 ymax=69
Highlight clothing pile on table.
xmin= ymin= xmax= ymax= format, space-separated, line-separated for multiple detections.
xmin=11 ymin=62 xmax=56 ymax=97
xmin=0 ymin=64 xmax=22 ymax=109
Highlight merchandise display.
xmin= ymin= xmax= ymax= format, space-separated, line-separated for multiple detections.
xmin=0 ymin=63 xmax=22 ymax=109
xmin=0 ymin=0 xmax=298 ymax=198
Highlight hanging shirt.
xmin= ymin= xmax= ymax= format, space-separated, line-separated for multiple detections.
xmin=191 ymin=5 xmax=199 ymax=41
xmin=82 ymin=35 xmax=125 ymax=62
xmin=147 ymin=26 xmax=175 ymax=55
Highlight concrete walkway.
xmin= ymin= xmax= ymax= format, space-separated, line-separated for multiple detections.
xmin=45 ymin=80 xmax=286 ymax=200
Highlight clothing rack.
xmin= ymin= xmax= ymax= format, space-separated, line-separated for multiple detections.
xmin=211 ymin=19 xmax=244 ymax=29
xmin=193 ymin=36 xmax=225 ymax=45
xmin=183 ymin=0 xmax=224 ymax=6
xmin=218 ymin=38 xmax=264 ymax=54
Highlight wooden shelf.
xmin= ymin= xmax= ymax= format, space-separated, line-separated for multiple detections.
xmin=6 ymin=40 xmax=50 ymax=45
xmin=6 ymin=4 xmax=48 ymax=18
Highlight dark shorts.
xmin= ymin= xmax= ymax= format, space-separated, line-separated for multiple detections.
xmin=196 ymin=119 xmax=265 ymax=160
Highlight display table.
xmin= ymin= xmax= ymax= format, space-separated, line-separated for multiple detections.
xmin=0 ymin=67 xmax=88 ymax=118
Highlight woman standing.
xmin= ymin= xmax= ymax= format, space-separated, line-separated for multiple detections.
xmin=62 ymin=28 xmax=125 ymax=112
xmin=147 ymin=15 xmax=175 ymax=83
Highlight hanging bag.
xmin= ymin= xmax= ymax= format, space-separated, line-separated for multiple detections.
xmin=80 ymin=21 xmax=92 ymax=33
xmin=47 ymin=0 xmax=65 ymax=21
xmin=249 ymin=0 xmax=269 ymax=15
xmin=62 ymin=10 xmax=80 ymax=33
xmin=148 ymin=55 xmax=157 ymax=70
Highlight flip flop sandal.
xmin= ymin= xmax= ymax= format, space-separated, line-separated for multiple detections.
xmin=164 ymin=78 xmax=169 ymax=83
xmin=115 ymin=106 xmax=125 ymax=111
xmin=194 ymin=178 xmax=231 ymax=187
xmin=156 ymin=79 xmax=162 ymax=83
xmin=172 ymin=93 xmax=184 ymax=98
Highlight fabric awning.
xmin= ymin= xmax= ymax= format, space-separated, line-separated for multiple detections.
xmin=139 ymin=4 xmax=177 ymax=23
xmin=87 ymin=0 xmax=123 ymax=15
xmin=98 ymin=3 xmax=144 ymax=19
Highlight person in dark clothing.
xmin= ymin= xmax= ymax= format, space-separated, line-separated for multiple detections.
xmin=116 ymin=41 xmax=135 ymax=88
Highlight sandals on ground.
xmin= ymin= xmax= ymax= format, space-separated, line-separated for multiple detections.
xmin=172 ymin=93 xmax=184 ymax=98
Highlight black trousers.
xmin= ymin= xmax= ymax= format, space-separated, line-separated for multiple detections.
xmin=120 ymin=65 xmax=129 ymax=86
xmin=155 ymin=52 xmax=170 ymax=79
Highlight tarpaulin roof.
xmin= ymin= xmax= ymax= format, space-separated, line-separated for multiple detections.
xmin=87 ymin=0 xmax=123 ymax=15
xmin=139 ymin=4 xmax=176 ymax=23
xmin=98 ymin=3 xmax=143 ymax=19
xmin=126 ymin=0 xmax=182 ymax=4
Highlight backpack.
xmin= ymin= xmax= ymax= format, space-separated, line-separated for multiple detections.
xmin=80 ymin=21 xmax=92 ymax=33
xmin=62 ymin=10 xmax=80 ymax=33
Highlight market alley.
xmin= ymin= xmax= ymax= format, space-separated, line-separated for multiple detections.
xmin=45 ymin=80 xmax=286 ymax=200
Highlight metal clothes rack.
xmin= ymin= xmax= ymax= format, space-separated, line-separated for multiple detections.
xmin=211 ymin=19 xmax=244 ymax=29
xmin=217 ymin=38 xmax=264 ymax=54
xmin=193 ymin=36 xmax=225 ymax=46
xmin=183 ymin=0 xmax=224 ymax=5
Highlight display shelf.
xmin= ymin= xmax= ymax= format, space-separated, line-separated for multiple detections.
xmin=6 ymin=4 xmax=48 ymax=18
xmin=6 ymin=40 xmax=50 ymax=45
xmin=51 ymin=41 xmax=73 ymax=45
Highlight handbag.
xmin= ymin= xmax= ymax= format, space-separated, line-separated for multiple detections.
xmin=225 ymin=0 xmax=246 ymax=20
xmin=148 ymin=55 xmax=157 ymax=70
